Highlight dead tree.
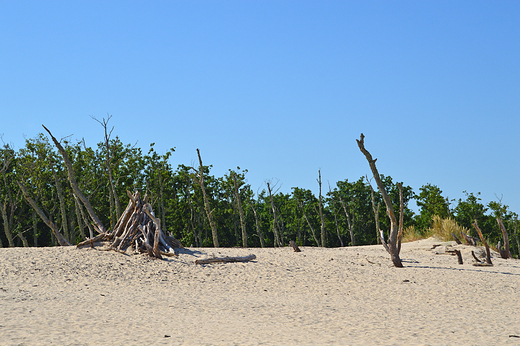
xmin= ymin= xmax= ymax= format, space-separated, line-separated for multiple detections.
xmin=266 ymin=181 xmax=283 ymax=247
xmin=92 ymin=115 xmax=122 ymax=228
xmin=396 ymin=182 xmax=404 ymax=254
xmin=496 ymin=218 xmax=511 ymax=259
xmin=317 ymin=170 xmax=326 ymax=247
xmin=247 ymin=196 xmax=265 ymax=248
xmin=43 ymin=125 xmax=107 ymax=235
xmin=473 ymin=220 xmax=492 ymax=265
xmin=232 ymin=172 xmax=247 ymax=247
xmin=328 ymin=186 xmax=344 ymax=247
xmin=191 ymin=149 xmax=219 ymax=247
xmin=357 ymin=134 xmax=403 ymax=267
xmin=338 ymin=195 xmax=355 ymax=246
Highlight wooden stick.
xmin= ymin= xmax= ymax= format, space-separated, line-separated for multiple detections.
xmin=454 ymin=249 xmax=463 ymax=264
xmin=471 ymin=251 xmax=482 ymax=263
xmin=195 ymin=254 xmax=256 ymax=265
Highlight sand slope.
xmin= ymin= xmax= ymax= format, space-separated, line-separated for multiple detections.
xmin=1 ymin=238 xmax=519 ymax=345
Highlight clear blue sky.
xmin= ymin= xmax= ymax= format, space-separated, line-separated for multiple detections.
xmin=1 ymin=1 xmax=519 ymax=214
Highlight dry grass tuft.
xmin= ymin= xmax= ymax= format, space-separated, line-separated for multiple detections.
xmin=429 ymin=215 xmax=470 ymax=241
xmin=402 ymin=225 xmax=431 ymax=243
xmin=401 ymin=215 xmax=470 ymax=243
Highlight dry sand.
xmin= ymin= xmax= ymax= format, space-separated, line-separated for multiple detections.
xmin=1 ymin=238 xmax=519 ymax=345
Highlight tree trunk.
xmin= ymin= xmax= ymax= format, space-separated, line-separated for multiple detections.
xmin=397 ymin=182 xmax=404 ymax=255
xmin=367 ymin=178 xmax=381 ymax=244
xmin=338 ymin=196 xmax=355 ymax=246
xmin=331 ymin=202 xmax=344 ymax=247
xmin=50 ymin=161 xmax=70 ymax=242
xmin=317 ymin=170 xmax=326 ymax=247
xmin=43 ymin=125 xmax=107 ymax=235
xmin=248 ymin=198 xmax=265 ymax=248
xmin=473 ymin=220 xmax=492 ymax=265
xmin=300 ymin=201 xmax=320 ymax=246
xmin=1 ymin=201 xmax=14 ymax=247
xmin=357 ymin=134 xmax=403 ymax=267
xmin=232 ymin=172 xmax=247 ymax=247
xmin=192 ymin=149 xmax=218 ymax=247
xmin=17 ymin=181 xmax=71 ymax=246
xmin=267 ymin=182 xmax=282 ymax=247
xmin=496 ymin=218 xmax=511 ymax=259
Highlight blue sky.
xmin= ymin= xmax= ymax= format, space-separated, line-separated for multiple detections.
xmin=1 ymin=1 xmax=519 ymax=213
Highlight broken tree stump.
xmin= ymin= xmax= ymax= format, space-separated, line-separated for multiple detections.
xmin=289 ymin=240 xmax=301 ymax=252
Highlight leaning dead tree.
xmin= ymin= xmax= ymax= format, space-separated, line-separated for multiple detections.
xmin=357 ymin=133 xmax=403 ymax=267
xmin=77 ymin=191 xmax=182 ymax=258
xmin=43 ymin=125 xmax=107 ymax=236
xmin=191 ymin=149 xmax=219 ymax=247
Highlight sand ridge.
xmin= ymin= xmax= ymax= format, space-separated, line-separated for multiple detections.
xmin=1 ymin=238 xmax=519 ymax=345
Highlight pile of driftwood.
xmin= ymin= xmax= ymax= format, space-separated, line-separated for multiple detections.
xmin=77 ymin=191 xmax=182 ymax=259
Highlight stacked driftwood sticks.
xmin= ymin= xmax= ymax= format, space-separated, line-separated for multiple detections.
xmin=77 ymin=191 xmax=182 ymax=259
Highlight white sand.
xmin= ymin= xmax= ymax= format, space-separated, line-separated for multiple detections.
xmin=1 ymin=238 xmax=519 ymax=345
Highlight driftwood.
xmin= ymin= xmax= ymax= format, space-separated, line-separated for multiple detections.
xmin=195 ymin=254 xmax=256 ymax=265
xmin=473 ymin=220 xmax=492 ymax=265
xmin=471 ymin=251 xmax=482 ymax=263
xmin=447 ymin=249 xmax=463 ymax=264
xmin=289 ymin=240 xmax=301 ymax=252
xmin=77 ymin=191 xmax=182 ymax=258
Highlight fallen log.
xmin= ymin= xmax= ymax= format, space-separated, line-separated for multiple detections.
xmin=195 ymin=254 xmax=256 ymax=265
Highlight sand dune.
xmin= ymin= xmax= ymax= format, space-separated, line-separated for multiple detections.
xmin=1 ymin=238 xmax=519 ymax=345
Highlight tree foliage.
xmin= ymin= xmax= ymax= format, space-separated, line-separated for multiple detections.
xmin=1 ymin=128 xmax=518 ymax=258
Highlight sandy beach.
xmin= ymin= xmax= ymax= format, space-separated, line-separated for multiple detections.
xmin=1 ymin=238 xmax=519 ymax=345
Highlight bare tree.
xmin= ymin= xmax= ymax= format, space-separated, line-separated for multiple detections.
xmin=266 ymin=180 xmax=283 ymax=247
xmin=191 ymin=149 xmax=218 ymax=247
xmin=91 ymin=115 xmax=121 ymax=228
xmin=357 ymin=133 xmax=403 ymax=267
xmin=232 ymin=172 xmax=248 ymax=247
xmin=328 ymin=185 xmax=344 ymax=247
xmin=317 ymin=170 xmax=326 ymax=247
xmin=43 ymin=125 xmax=107 ymax=235
xmin=247 ymin=193 xmax=265 ymax=248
